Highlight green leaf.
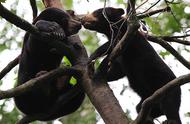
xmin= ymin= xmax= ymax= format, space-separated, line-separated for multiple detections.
xmin=63 ymin=56 xmax=72 ymax=66
xmin=69 ymin=76 xmax=77 ymax=85
xmin=159 ymin=51 xmax=170 ymax=59
xmin=117 ymin=0 xmax=124 ymax=4
xmin=62 ymin=0 xmax=73 ymax=9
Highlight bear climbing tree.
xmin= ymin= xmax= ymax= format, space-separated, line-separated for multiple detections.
xmin=82 ymin=7 xmax=181 ymax=124
xmin=0 ymin=0 xmax=190 ymax=124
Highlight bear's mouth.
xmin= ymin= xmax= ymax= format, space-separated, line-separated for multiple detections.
xmin=82 ymin=21 xmax=96 ymax=30
xmin=81 ymin=14 xmax=97 ymax=30
xmin=82 ymin=21 xmax=90 ymax=28
xmin=67 ymin=19 xmax=82 ymax=35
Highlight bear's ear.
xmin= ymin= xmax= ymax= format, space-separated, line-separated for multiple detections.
xmin=103 ymin=7 xmax=125 ymax=19
xmin=115 ymin=8 xmax=125 ymax=17
xmin=107 ymin=8 xmax=124 ymax=18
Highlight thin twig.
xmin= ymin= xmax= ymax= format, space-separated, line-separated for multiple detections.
xmin=102 ymin=0 xmax=116 ymax=58
xmin=137 ymin=6 xmax=171 ymax=19
xmin=141 ymin=0 xmax=161 ymax=14
xmin=135 ymin=0 xmax=148 ymax=11
xmin=109 ymin=0 xmax=139 ymax=62
xmin=164 ymin=0 xmax=183 ymax=30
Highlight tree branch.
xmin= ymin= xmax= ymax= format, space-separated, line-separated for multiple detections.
xmin=30 ymin=0 xmax=38 ymax=20
xmin=161 ymin=35 xmax=190 ymax=45
xmin=0 ymin=3 xmax=65 ymax=42
xmin=163 ymin=34 xmax=190 ymax=39
xmin=133 ymin=73 xmax=190 ymax=124
xmin=0 ymin=55 xmax=20 ymax=80
xmin=0 ymin=3 xmax=38 ymax=34
xmin=147 ymin=35 xmax=190 ymax=69
xmin=141 ymin=0 xmax=161 ymax=14
xmin=127 ymin=0 xmax=136 ymax=15
xmin=137 ymin=6 xmax=171 ymax=19
xmin=0 ymin=66 xmax=79 ymax=100
xmin=66 ymin=34 xmax=130 ymax=124
xmin=80 ymin=70 xmax=130 ymax=124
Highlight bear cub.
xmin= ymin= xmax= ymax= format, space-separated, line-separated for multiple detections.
xmin=14 ymin=8 xmax=85 ymax=121
xmin=82 ymin=7 xmax=181 ymax=124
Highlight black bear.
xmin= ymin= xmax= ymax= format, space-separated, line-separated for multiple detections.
xmin=81 ymin=7 xmax=181 ymax=124
xmin=14 ymin=8 xmax=85 ymax=121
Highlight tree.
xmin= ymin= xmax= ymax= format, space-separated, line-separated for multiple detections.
xmin=0 ymin=0 xmax=190 ymax=124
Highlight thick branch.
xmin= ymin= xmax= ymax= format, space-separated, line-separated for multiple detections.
xmin=81 ymin=70 xmax=130 ymax=124
xmin=0 ymin=67 xmax=79 ymax=99
xmin=66 ymin=34 xmax=130 ymax=124
xmin=0 ymin=3 xmax=65 ymax=42
xmin=133 ymin=73 xmax=190 ymax=124
xmin=127 ymin=0 xmax=136 ymax=14
xmin=0 ymin=55 xmax=20 ymax=80
xmin=60 ymin=34 xmax=130 ymax=124
xmin=0 ymin=3 xmax=38 ymax=34
xmin=147 ymin=35 xmax=190 ymax=69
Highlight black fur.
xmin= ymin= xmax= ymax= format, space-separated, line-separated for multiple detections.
xmin=14 ymin=8 xmax=84 ymax=121
xmin=82 ymin=7 xmax=181 ymax=124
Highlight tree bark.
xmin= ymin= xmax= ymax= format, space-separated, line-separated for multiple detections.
xmin=42 ymin=0 xmax=63 ymax=9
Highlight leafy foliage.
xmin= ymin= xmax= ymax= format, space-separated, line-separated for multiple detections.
xmin=0 ymin=99 xmax=20 ymax=124
xmin=145 ymin=2 xmax=190 ymax=35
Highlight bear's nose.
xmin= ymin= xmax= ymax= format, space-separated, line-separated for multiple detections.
xmin=80 ymin=16 xmax=86 ymax=25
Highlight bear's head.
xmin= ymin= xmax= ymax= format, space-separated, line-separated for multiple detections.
xmin=81 ymin=7 xmax=124 ymax=35
xmin=34 ymin=8 xmax=81 ymax=36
